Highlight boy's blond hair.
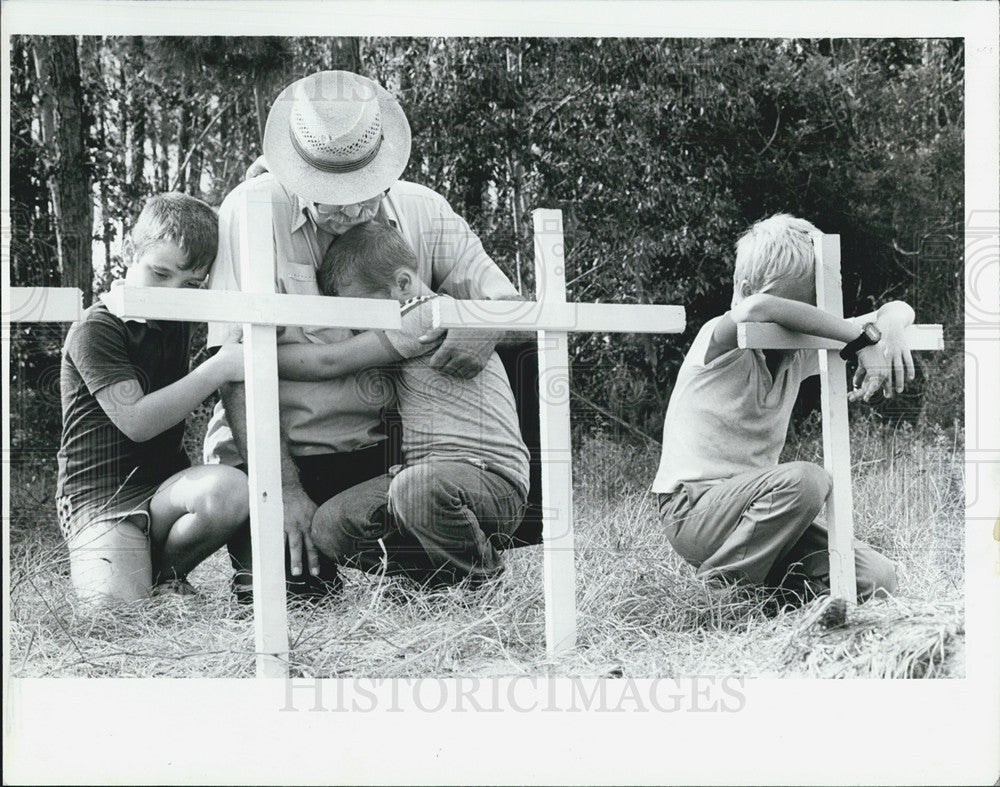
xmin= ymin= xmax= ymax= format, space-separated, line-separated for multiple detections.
xmin=128 ymin=192 xmax=219 ymax=272
xmin=733 ymin=214 xmax=820 ymax=294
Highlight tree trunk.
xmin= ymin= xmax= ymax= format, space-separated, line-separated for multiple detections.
xmin=188 ymin=113 xmax=204 ymax=197
xmin=97 ymin=107 xmax=113 ymax=290
xmin=253 ymin=74 xmax=267 ymax=151
xmin=127 ymin=36 xmax=146 ymax=216
xmin=31 ymin=35 xmax=93 ymax=305
xmin=330 ymin=37 xmax=362 ymax=73
xmin=154 ymin=101 xmax=170 ymax=191
xmin=177 ymin=84 xmax=191 ymax=192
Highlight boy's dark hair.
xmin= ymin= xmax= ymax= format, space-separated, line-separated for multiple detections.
xmin=128 ymin=192 xmax=219 ymax=272
xmin=318 ymin=221 xmax=418 ymax=296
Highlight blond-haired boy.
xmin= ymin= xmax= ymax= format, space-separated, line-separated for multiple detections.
xmin=652 ymin=214 xmax=914 ymax=603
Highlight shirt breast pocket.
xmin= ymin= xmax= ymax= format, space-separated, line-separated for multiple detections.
xmin=281 ymin=265 xmax=320 ymax=296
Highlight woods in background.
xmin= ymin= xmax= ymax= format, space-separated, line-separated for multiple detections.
xmin=9 ymin=36 xmax=964 ymax=436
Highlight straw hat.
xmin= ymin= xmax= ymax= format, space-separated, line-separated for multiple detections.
xmin=263 ymin=71 xmax=411 ymax=205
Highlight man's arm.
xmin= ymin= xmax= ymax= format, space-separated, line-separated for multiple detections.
xmin=419 ymin=193 xmax=525 ymax=378
xmin=419 ymin=292 xmax=535 ymax=377
xmin=220 ymin=381 xmax=320 ymax=577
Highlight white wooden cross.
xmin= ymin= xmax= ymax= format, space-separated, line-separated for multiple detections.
xmin=736 ymin=233 xmax=944 ymax=603
xmin=432 ymin=209 xmax=687 ymax=657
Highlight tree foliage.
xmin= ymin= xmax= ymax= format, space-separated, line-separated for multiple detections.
xmin=9 ymin=36 xmax=963 ymax=438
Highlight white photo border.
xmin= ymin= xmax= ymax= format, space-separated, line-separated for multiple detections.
xmin=3 ymin=1 xmax=998 ymax=784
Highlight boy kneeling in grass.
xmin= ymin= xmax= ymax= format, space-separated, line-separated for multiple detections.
xmin=652 ymin=214 xmax=915 ymax=605
xmin=276 ymin=221 xmax=529 ymax=588
xmin=57 ymin=193 xmax=249 ymax=606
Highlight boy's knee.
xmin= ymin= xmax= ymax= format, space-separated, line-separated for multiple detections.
xmin=194 ymin=468 xmax=250 ymax=527
xmin=388 ymin=465 xmax=453 ymax=526
xmin=779 ymin=462 xmax=832 ymax=512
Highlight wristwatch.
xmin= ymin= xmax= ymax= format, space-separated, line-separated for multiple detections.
xmin=839 ymin=322 xmax=882 ymax=361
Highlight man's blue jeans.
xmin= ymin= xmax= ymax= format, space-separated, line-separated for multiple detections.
xmin=310 ymin=460 xmax=527 ymax=586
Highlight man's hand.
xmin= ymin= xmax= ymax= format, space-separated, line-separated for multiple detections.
xmin=282 ymin=484 xmax=320 ymax=577
xmin=849 ymin=331 xmax=915 ymax=402
xmin=424 ymin=327 xmax=502 ymax=378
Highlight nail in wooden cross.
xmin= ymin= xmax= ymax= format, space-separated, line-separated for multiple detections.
xmin=736 ymin=233 xmax=944 ymax=603
xmin=432 ymin=209 xmax=687 ymax=657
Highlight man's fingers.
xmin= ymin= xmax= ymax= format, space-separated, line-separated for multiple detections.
xmin=287 ymin=530 xmax=304 ymax=576
xmin=427 ymin=346 xmax=448 ymax=369
xmin=418 ymin=327 xmax=447 ymax=345
xmin=892 ymin=354 xmax=905 ymax=392
xmin=904 ymin=348 xmax=915 ymax=381
xmin=303 ymin=533 xmax=321 ymax=577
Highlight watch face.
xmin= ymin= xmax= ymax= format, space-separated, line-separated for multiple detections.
xmin=863 ymin=323 xmax=881 ymax=342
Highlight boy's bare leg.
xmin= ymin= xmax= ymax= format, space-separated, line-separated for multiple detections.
xmin=148 ymin=465 xmax=250 ymax=583
xmin=66 ymin=516 xmax=153 ymax=605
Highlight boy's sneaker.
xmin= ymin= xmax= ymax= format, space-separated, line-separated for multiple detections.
xmin=152 ymin=578 xmax=200 ymax=598
xmin=231 ymin=571 xmax=255 ymax=606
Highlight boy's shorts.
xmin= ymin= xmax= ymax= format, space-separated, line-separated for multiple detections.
xmin=56 ymin=484 xmax=159 ymax=603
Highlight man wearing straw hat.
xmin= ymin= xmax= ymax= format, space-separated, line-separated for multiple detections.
xmin=203 ymin=70 xmax=523 ymax=598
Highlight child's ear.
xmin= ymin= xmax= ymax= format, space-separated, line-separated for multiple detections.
xmin=394 ymin=268 xmax=413 ymax=292
xmin=737 ymin=279 xmax=753 ymax=299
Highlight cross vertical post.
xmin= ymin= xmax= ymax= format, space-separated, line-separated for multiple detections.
xmin=238 ymin=189 xmax=289 ymax=677
xmin=812 ymin=233 xmax=858 ymax=603
xmin=533 ymin=209 xmax=577 ymax=656
xmin=738 ymin=233 xmax=942 ymax=605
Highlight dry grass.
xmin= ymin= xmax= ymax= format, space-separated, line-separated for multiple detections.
xmin=7 ymin=417 xmax=965 ymax=679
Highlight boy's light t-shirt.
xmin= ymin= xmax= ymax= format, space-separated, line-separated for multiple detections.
xmin=651 ymin=315 xmax=820 ymax=494
xmin=378 ymin=294 xmax=530 ymax=496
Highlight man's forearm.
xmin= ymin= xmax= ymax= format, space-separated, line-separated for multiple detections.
xmin=220 ymin=381 xmax=303 ymax=491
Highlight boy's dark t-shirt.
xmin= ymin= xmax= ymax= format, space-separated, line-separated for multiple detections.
xmin=56 ymin=299 xmax=192 ymax=505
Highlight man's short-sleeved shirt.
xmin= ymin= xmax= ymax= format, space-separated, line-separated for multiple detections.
xmin=377 ymin=295 xmax=530 ymax=495
xmin=56 ymin=298 xmax=192 ymax=504
xmin=203 ymin=174 xmax=520 ymax=464
xmin=650 ymin=316 xmax=820 ymax=494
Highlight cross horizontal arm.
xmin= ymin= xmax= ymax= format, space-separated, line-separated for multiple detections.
xmin=432 ymin=299 xmax=686 ymax=334
xmin=102 ymin=286 xmax=401 ymax=330
xmin=738 ymin=322 xmax=944 ymax=351
xmin=6 ymin=287 xmax=84 ymax=323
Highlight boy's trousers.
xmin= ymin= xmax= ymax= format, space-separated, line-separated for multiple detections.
xmin=658 ymin=461 xmax=897 ymax=602
xmin=311 ymin=460 xmax=527 ymax=586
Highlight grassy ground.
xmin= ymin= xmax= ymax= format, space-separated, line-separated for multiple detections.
xmin=7 ymin=415 xmax=964 ymax=679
